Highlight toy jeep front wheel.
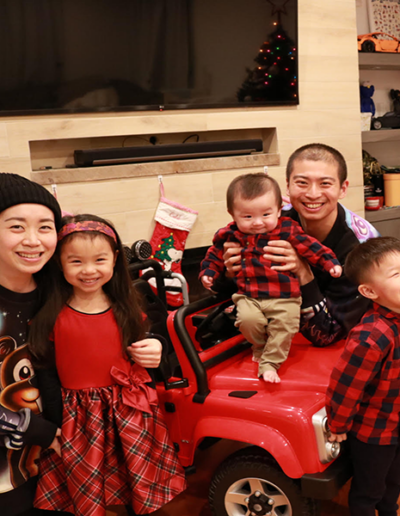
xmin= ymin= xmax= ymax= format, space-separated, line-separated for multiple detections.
xmin=209 ymin=448 xmax=318 ymax=516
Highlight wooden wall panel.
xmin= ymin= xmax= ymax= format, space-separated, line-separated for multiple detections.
xmin=0 ymin=0 xmax=365 ymax=248
xmin=299 ymin=55 xmax=359 ymax=83
xmin=0 ymin=124 xmax=10 ymax=157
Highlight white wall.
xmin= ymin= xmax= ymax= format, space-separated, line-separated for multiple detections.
xmin=356 ymin=0 xmax=371 ymax=34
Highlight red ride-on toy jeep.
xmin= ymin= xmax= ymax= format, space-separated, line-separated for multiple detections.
xmin=130 ymin=260 xmax=351 ymax=516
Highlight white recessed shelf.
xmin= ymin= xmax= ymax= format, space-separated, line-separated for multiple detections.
xmin=362 ymin=128 xmax=400 ymax=143
xmin=358 ymin=52 xmax=400 ymax=70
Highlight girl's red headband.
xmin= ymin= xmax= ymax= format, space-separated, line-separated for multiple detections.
xmin=58 ymin=221 xmax=118 ymax=243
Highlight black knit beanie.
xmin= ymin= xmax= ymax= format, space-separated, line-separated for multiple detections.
xmin=0 ymin=173 xmax=62 ymax=230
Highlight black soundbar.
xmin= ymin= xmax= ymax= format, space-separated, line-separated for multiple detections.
xmin=74 ymin=139 xmax=263 ymax=167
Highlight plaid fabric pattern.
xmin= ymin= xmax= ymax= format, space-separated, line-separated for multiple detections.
xmin=326 ymin=304 xmax=400 ymax=445
xmin=34 ymin=385 xmax=186 ymax=516
xmin=200 ymin=217 xmax=340 ymax=299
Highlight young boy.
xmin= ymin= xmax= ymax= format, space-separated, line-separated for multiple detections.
xmin=200 ymin=173 xmax=342 ymax=383
xmin=326 ymin=236 xmax=400 ymax=516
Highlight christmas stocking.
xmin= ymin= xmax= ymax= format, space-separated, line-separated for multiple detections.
xmin=148 ymin=178 xmax=198 ymax=307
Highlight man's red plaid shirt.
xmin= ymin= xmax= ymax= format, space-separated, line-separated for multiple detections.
xmin=199 ymin=217 xmax=340 ymax=299
xmin=326 ymin=303 xmax=400 ymax=445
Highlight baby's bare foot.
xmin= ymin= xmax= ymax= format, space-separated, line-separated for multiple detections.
xmin=262 ymin=370 xmax=281 ymax=383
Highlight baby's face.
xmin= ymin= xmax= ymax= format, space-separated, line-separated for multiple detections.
xmin=231 ymin=191 xmax=281 ymax=235
xmin=366 ymin=251 xmax=400 ymax=313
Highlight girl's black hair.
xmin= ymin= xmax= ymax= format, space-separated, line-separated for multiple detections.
xmin=29 ymin=214 xmax=147 ymax=367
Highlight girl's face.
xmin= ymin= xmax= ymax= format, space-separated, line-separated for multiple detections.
xmin=59 ymin=234 xmax=117 ymax=297
xmin=0 ymin=204 xmax=57 ymax=291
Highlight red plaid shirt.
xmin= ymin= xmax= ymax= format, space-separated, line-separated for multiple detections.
xmin=326 ymin=303 xmax=400 ymax=445
xmin=199 ymin=217 xmax=340 ymax=299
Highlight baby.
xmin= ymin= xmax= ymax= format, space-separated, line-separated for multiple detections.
xmin=200 ymin=173 xmax=341 ymax=383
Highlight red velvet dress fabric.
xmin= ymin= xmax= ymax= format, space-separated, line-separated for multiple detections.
xmin=34 ymin=306 xmax=186 ymax=516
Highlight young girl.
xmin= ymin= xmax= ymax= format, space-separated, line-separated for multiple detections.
xmin=29 ymin=214 xmax=186 ymax=516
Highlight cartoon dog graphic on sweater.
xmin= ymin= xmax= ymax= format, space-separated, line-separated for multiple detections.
xmin=0 ymin=337 xmax=42 ymax=490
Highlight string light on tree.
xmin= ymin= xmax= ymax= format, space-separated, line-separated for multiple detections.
xmin=237 ymin=0 xmax=297 ymax=103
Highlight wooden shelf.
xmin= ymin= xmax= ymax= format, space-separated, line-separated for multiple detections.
xmin=365 ymin=206 xmax=400 ymax=239
xmin=358 ymin=52 xmax=400 ymax=70
xmin=32 ymin=152 xmax=280 ymax=185
xmin=362 ymin=128 xmax=400 ymax=143
xmin=365 ymin=205 xmax=400 ymax=222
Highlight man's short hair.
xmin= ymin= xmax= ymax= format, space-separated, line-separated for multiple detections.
xmin=345 ymin=236 xmax=400 ymax=286
xmin=226 ymin=173 xmax=282 ymax=213
xmin=286 ymin=143 xmax=347 ymax=185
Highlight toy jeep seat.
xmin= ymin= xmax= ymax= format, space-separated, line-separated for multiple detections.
xmin=192 ymin=300 xmax=240 ymax=350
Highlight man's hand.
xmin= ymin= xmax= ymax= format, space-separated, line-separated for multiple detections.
xmin=127 ymin=338 xmax=162 ymax=368
xmin=262 ymin=240 xmax=314 ymax=285
xmin=201 ymin=276 xmax=214 ymax=290
xmin=48 ymin=428 xmax=62 ymax=457
xmin=328 ymin=431 xmax=347 ymax=443
xmin=330 ymin=265 xmax=342 ymax=278
xmin=222 ymin=242 xmax=243 ymax=277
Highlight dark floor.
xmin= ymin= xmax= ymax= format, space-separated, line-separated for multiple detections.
xmin=106 ymin=439 xmax=357 ymax=516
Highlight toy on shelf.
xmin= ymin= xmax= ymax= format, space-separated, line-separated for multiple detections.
xmin=372 ymin=89 xmax=400 ymax=130
xmin=391 ymin=89 xmax=400 ymax=114
xmin=360 ymin=81 xmax=376 ymax=116
xmin=363 ymin=150 xmax=384 ymax=210
xmin=358 ymin=32 xmax=400 ymax=53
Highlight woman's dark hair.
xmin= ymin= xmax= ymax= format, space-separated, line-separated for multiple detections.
xmin=29 ymin=214 xmax=147 ymax=367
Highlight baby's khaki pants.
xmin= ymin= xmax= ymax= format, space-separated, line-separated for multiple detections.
xmin=232 ymin=294 xmax=301 ymax=377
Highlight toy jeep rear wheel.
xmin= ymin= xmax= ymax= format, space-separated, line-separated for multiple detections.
xmin=209 ymin=447 xmax=318 ymax=516
xmin=362 ymin=40 xmax=375 ymax=52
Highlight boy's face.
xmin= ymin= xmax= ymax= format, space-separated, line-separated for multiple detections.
xmin=230 ymin=190 xmax=281 ymax=235
xmin=0 ymin=204 xmax=57 ymax=287
xmin=359 ymin=251 xmax=400 ymax=313
xmin=287 ymin=159 xmax=348 ymax=225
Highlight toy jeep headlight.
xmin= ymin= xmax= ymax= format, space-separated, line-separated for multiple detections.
xmin=312 ymin=407 xmax=341 ymax=464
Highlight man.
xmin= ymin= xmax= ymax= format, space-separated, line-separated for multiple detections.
xmin=221 ymin=143 xmax=379 ymax=347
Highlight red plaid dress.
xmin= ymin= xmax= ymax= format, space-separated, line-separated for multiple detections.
xmin=34 ymin=306 xmax=186 ymax=516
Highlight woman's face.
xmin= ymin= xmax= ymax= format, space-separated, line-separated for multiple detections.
xmin=0 ymin=204 xmax=57 ymax=290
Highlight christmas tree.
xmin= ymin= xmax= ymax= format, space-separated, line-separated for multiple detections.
xmin=154 ymin=233 xmax=175 ymax=262
xmin=237 ymin=5 xmax=297 ymax=103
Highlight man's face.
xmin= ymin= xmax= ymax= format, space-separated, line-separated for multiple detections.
xmin=287 ymin=159 xmax=348 ymax=224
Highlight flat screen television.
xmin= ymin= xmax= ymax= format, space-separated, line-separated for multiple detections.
xmin=0 ymin=0 xmax=298 ymax=116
